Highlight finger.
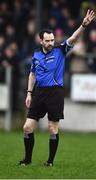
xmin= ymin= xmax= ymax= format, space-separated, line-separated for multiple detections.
xmin=90 ymin=15 xmax=95 ymax=21
xmin=89 ymin=15 xmax=95 ymax=22
xmin=90 ymin=12 xmax=95 ymax=18
xmin=88 ymin=12 xmax=95 ymax=21
xmin=89 ymin=10 xmax=95 ymax=16
xmin=91 ymin=12 xmax=95 ymax=17
xmin=91 ymin=11 xmax=95 ymax=16
xmin=27 ymin=102 xmax=30 ymax=108
xmin=90 ymin=14 xmax=95 ymax=20
xmin=25 ymin=100 xmax=27 ymax=106
xmin=26 ymin=102 xmax=29 ymax=107
xmin=87 ymin=9 xmax=90 ymax=16
xmin=26 ymin=100 xmax=29 ymax=106
xmin=27 ymin=104 xmax=30 ymax=108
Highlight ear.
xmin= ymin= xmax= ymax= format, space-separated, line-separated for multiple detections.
xmin=40 ymin=40 xmax=43 ymax=45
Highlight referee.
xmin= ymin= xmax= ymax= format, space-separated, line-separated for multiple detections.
xmin=19 ymin=10 xmax=95 ymax=166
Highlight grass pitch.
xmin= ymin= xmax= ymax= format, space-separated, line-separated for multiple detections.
xmin=0 ymin=131 xmax=96 ymax=179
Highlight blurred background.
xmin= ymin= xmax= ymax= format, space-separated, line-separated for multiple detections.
xmin=0 ymin=0 xmax=96 ymax=131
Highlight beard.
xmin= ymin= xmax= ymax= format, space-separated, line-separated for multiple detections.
xmin=44 ymin=45 xmax=54 ymax=52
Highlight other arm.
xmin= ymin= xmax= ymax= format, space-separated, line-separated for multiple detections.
xmin=27 ymin=72 xmax=36 ymax=95
xmin=25 ymin=72 xmax=36 ymax=108
xmin=67 ymin=10 xmax=95 ymax=46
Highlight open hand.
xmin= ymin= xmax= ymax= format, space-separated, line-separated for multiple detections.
xmin=82 ymin=9 xmax=95 ymax=27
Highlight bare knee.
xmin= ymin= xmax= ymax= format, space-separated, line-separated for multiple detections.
xmin=48 ymin=121 xmax=59 ymax=134
xmin=23 ymin=124 xmax=32 ymax=134
xmin=23 ymin=118 xmax=36 ymax=134
xmin=48 ymin=124 xmax=55 ymax=134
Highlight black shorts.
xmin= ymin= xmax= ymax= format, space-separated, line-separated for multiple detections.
xmin=27 ymin=86 xmax=64 ymax=122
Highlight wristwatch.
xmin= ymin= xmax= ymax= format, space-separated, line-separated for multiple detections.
xmin=27 ymin=90 xmax=32 ymax=94
xmin=82 ymin=23 xmax=87 ymax=28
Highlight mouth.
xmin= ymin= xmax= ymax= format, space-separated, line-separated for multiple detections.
xmin=48 ymin=45 xmax=53 ymax=49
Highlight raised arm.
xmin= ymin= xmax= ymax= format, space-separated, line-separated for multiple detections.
xmin=67 ymin=10 xmax=95 ymax=46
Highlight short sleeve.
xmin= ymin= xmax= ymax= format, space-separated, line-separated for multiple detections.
xmin=30 ymin=56 xmax=35 ymax=73
xmin=60 ymin=40 xmax=73 ymax=54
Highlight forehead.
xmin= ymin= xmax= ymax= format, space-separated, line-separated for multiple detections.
xmin=43 ymin=32 xmax=55 ymax=40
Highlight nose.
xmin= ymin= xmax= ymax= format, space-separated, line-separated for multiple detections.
xmin=49 ymin=41 xmax=53 ymax=46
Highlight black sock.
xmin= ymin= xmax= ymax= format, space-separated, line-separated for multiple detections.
xmin=47 ymin=133 xmax=59 ymax=164
xmin=24 ymin=132 xmax=34 ymax=162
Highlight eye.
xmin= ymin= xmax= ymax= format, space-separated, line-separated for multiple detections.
xmin=45 ymin=40 xmax=50 ymax=42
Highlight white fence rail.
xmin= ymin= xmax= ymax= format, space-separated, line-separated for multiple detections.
xmin=0 ymin=67 xmax=12 ymax=131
